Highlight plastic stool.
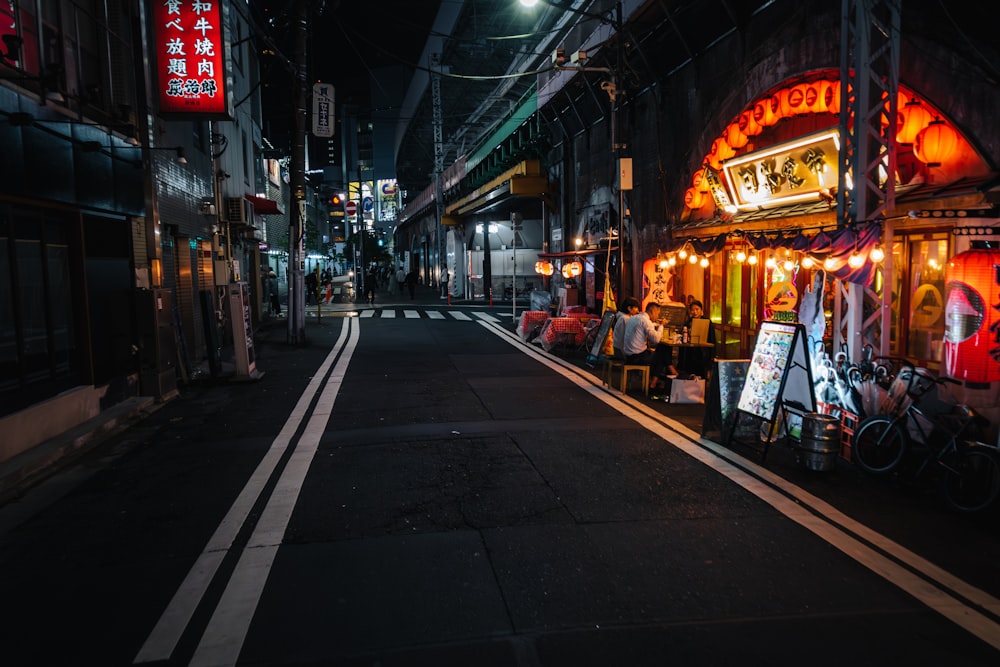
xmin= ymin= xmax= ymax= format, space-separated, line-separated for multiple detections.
xmin=602 ymin=356 xmax=624 ymax=388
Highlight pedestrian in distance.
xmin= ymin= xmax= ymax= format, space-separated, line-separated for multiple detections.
xmin=406 ymin=268 xmax=418 ymax=299
xmin=396 ymin=265 xmax=406 ymax=295
xmin=366 ymin=267 xmax=379 ymax=305
xmin=268 ymin=270 xmax=281 ymax=316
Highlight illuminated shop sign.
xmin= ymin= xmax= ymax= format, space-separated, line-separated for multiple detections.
xmin=153 ymin=0 xmax=233 ymax=118
xmin=723 ymin=130 xmax=840 ymax=210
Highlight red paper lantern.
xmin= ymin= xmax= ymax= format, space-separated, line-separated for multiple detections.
xmin=692 ymin=168 xmax=708 ymax=193
xmin=726 ymin=120 xmax=749 ymax=149
xmin=802 ymin=82 xmax=821 ymax=113
xmin=914 ymin=117 xmax=960 ymax=166
xmin=897 ymin=97 xmax=933 ymax=145
xmin=826 ymin=80 xmax=843 ymax=115
xmin=684 ymin=187 xmax=706 ymax=210
xmin=943 ymin=243 xmax=1000 ymax=385
xmin=738 ymin=108 xmax=762 ymax=137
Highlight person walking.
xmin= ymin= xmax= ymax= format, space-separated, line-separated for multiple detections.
xmin=405 ymin=268 xmax=418 ymax=299
xmin=268 ymin=270 xmax=281 ymax=316
xmin=366 ymin=267 xmax=379 ymax=305
xmin=396 ymin=265 xmax=406 ymax=295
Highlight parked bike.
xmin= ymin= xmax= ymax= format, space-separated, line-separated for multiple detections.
xmin=852 ymin=360 xmax=1000 ymax=513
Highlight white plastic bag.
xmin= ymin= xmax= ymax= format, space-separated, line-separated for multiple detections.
xmin=669 ymin=378 xmax=705 ymax=404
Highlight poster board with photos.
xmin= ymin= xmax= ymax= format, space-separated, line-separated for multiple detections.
xmin=736 ymin=321 xmax=815 ymax=422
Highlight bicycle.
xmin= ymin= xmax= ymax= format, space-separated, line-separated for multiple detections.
xmin=852 ymin=360 xmax=1000 ymax=513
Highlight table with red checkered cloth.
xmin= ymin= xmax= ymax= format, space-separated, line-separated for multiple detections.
xmin=538 ymin=316 xmax=587 ymax=351
xmin=517 ymin=310 xmax=550 ymax=341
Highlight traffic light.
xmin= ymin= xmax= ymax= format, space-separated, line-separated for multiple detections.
xmin=330 ymin=194 xmax=342 ymax=207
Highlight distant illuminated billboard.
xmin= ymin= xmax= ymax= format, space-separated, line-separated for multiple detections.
xmin=153 ymin=0 xmax=233 ymax=119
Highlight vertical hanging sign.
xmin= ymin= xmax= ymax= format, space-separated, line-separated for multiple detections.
xmin=153 ymin=0 xmax=233 ymax=119
xmin=312 ymin=83 xmax=335 ymax=138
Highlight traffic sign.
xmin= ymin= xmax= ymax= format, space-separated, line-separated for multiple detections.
xmin=345 ymin=201 xmax=358 ymax=216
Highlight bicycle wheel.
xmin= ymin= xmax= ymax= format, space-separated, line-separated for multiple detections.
xmin=853 ymin=416 xmax=907 ymax=475
xmin=939 ymin=445 xmax=1000 ymax=513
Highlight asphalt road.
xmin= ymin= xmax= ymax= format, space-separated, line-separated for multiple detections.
xmin=1 ymin=301 xmax=999 ymax=666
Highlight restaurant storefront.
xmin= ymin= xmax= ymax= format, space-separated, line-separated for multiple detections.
xmin=656 ymin=71 xmax=999 ymax=434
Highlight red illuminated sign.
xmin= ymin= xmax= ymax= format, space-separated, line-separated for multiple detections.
xmin=153 ymin=1 xmax=232 ymax=118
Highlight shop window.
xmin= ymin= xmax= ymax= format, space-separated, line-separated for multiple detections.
xmin=898 ymin=232 xmax=950 ymax=369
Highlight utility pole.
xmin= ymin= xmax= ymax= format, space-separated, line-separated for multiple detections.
xmin=287 ymin=0 xmax=308 ymax=344
xmin=431 ymin=53 xmax=445 ymax=291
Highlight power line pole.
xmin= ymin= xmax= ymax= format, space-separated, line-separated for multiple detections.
xmin=287 ymin=0 xmax=309 ymax=344
xmin=431 ymin=53 xmax=445 ymax=291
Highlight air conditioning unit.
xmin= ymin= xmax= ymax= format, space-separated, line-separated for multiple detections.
xmin=223 ymin=197 xmax=247 ymax=224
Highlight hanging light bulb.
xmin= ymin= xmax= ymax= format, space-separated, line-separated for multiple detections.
xmin=747 ymin=253 xmax=759 ymax=265
xmin=678 ymin=247 xmax=689 ymax=260
xmin=801 ymin=256 xmax=815 ymax=269
xmin=824 ymin=256 xmax=838 ymax=271
xmin=765 ymin=256 xmax=777 ymax=269
xmin=783 ymin=259 xmax=795 ymax=271
xmin=735 ymin=249 xmax=747 ymax=263
xmin=699 ymin=256 xmax=709 ymax=268
xmin=848 ymin=251 xmax=865 ymax=269
xmin=870 ymin=245 xmax=885 ymax=263
xmin=668 ymin=255 xmax=677 ymax=266
xmin=688 ymin=253 xmax=699 ymax=264
xmin=658 ymin=252 xmax=669 ymax=269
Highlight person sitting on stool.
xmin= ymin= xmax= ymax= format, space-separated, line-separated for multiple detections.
xmin=622 ymin=301 xmax=672 ymax=389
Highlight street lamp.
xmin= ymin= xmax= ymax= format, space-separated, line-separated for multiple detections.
xmin=519 ymin=0 xmax=627 ymax=303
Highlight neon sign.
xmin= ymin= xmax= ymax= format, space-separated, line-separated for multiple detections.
xmin=153 ymin=1 xmax=232 ymax=118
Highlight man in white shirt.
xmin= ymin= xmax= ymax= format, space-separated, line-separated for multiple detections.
xmin=612 ymin=297 xmax=640 ymax=357
xmin=623 ymin=301 xmax=672 ymax=386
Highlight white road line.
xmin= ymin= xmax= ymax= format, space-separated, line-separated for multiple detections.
xmin=133 ymin=321 xmax=353 ymax=665
xmin=188 ymin=318 xmax=361 ymax=666
xmin=449 ymin=311 xmax=472 ymax=321
xmin=403 ymin=310 xmax=420 ymax=318
xmin=381 ymin=310 xmax=396 ymax=318
xmin=480 ymin=320 xmax=1000 ymax=651
xmin=359 ymin=309 xmax=375 ymax=318
xmin=426 ymin=311 xmax=445 ymax=319
xmin=473 ymin=311 xmax=500 ymax=323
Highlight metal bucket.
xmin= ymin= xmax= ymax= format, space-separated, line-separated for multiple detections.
xmin=798 ymin=413 xmax=841 ymax=472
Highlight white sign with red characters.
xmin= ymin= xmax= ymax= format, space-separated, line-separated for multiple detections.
xmin=153 ymin=0 xmax=232 ymax=118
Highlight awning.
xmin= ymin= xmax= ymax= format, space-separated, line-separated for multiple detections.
xmin=245 ymin=194 xmax=283 ymax=215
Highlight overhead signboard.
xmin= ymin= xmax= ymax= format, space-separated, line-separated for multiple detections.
xmin=723 ymin=130 xmax=840 ymax=211
xmin=153 ymin=0 xmax=233 ymax=119
xmin=312 ymin=83 xmax=334 ymax=138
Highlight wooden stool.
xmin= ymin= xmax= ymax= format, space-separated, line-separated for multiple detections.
xmin=621 ymin=364 xmax=650 ymax=395
xmin=602 ymin=356 xmax=624 ymax=388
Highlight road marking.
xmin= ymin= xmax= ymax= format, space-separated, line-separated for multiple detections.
xmin=133 ymin=320 xmax=354 ymax=664
xmin=473 ymin=311 xmax=500 ymax=323
xmin=381 ymin=310 xmax=396 ymax=318
xmin=450 ymin=311 xmax=472 ymax=321
xmin=359 ymin=310 xmax=375 ymax=318
xmin=187 ymin=318 xmax=360 ymax=666
xmin=427 ymin=310 xmax=445 ymax=319
xmin=403 ymin=310 xmax=420 ymax=318
xmin=480 ymin=319 xmax=1000 ymax=651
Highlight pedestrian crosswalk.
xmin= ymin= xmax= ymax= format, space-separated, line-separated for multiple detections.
xmin=355 ymin=308 xmax=503 ymax=323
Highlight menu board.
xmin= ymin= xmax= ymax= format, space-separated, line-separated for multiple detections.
xmin=737 ymin=321 xmax=814 ymax=422
xmin=586 ymin=310 xmax=617 ymax=367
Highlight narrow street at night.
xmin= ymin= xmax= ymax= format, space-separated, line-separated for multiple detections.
xmin=1 ymin=289 xmax=998 ymax=666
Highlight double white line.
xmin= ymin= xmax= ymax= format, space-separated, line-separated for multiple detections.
xmin=135 ymin=317 xmax=359 ymax=665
